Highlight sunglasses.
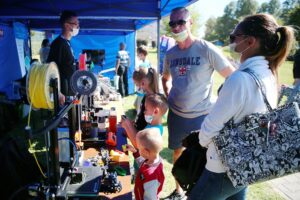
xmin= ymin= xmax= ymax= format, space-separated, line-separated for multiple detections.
xmin=229 ymin=34 xmax=247 ymax=43
xmin=168 ymin=19 xmax=187 ymax=28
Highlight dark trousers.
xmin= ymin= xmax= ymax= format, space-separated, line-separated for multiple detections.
xmin=188 ymin=169 xmax=247 ymax=200
xmin=117 ymin=65 xmax=128 ymax=97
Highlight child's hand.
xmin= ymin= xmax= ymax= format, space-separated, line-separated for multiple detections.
xmin=125 ymin=144 xmax=137 ymax=153
xmin=120 ymin=117 xmax=132 ymax=129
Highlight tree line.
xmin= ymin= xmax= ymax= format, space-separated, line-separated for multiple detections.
xmin=204 ymin=0 xmax=300 ymax=45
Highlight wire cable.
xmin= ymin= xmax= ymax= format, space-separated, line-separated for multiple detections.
xmin=8 ymin=184 xmax=31 ymax=200
xmin=28 ymin=139 xmax=47 ymax=179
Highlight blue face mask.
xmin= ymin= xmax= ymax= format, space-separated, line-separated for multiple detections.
xmin=136 ymin=87 xmax=145 ymax=96
xmin=144 ymin=114 xmax=154 ymax=124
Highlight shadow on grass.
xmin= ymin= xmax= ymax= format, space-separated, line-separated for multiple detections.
xmin=160 ymin=147 xmax=173 ymax=164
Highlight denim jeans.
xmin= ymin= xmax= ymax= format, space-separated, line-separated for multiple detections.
xmin=188 ymin=169 xmax=247 ymax=200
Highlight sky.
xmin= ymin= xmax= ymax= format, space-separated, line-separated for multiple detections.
xmin=193 ymin=0 xmax=281 ymax=37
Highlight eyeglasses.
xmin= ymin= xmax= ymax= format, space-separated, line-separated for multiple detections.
xmin=168 ymin=19 xmax=187 ymax=28
xmin=229 ymin=33 xmax=247 ymax=43
xmin=67 ymin=22 xmax=80 ymax=26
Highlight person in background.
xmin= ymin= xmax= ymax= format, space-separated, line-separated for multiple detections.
xmin=190 ymin=13 xmax=295 ymax=200
xmin=161 ymin=7 xmax=235 ymax=200
xmin=125 ymin=128 xmax=165 ymax=200
xmin=136 ymin=45 xmax=151 ymax=69
xmin=39 ymin=39 xmax=50 ymax=64
xmin=159 ymin=35 xmax=176 ymax=75
xmin=47 ymin=10 xmax=79 ymax=98
xmin=115 ymin=42 xmax=130 ymax=97
xmin=293 ymin=48 xmax=300 ymax=86
xmin=134 ymin=45 xmax=152 ymax=112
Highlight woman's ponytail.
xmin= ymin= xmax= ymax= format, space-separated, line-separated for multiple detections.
xmin=148 ymin=67 xmax=159 ymax=94
xmin=267 ymin=26 xmax=295 ymax=75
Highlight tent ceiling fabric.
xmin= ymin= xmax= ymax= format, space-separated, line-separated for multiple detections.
xmin=0 ymin=0 xmax=198 ymax=32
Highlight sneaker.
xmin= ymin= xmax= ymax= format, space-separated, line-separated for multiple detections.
xmin=162 ymin=189 xmax=187 ymax=200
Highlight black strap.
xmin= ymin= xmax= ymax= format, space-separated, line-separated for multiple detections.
xmin=243 ymin=68 xmax=273 ymax=112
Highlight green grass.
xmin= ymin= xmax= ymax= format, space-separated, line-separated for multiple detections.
xmin=122 ymin=49 xmax=294 ymax=199
xmin=211 ymin=59 xmax=293 ymax=95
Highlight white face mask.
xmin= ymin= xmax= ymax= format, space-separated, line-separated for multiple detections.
xmin=144 ymin=114 xmax=154 ymax=124
xmin=229 ymin=42 xmax=237 ymax=52
xmin=228 ymin=42 xmax=241 ymax=67
xmin=171 ymin=30 xmax=188 ymax=42
xmin=228 ymin=38 xmax=250 ymax=67
xmin=71 ymin=28 xmax=79 ymax=37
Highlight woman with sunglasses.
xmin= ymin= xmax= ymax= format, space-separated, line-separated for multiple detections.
xmin=161 ymin=7 xmax=235 ymax=200
xmin=189 ymin=14 xmax=295 ymax=200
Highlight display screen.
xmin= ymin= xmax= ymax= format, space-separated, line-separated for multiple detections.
xmin=82 ymin=49 xmax=105 ymax=66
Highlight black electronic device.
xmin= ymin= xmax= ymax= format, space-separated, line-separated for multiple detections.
xmin=100 ymin=171 xmax=122 ymax=194
xmin=66 ymin=166 xmax=103 ymax=197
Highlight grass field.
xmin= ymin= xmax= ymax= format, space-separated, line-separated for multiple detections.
xmin=123 ymin=48 xmax=294 ymax=199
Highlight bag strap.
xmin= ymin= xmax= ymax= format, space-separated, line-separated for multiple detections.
xmin=242 ymin=68 xmax=273 ymax=112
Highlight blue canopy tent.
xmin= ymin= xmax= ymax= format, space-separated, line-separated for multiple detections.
xmin=0 ymin=0 xmax=198 ymax=97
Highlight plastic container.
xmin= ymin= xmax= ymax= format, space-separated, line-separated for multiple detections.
xmin=114 ymin=75 xmax=119 ymax=90
xmin=89 ymin=123 xmax=99 ymax=139
xmin=79 ymin=53 xmax=87 ymax=70
xmin=58 ymin=127 xmax=70 ymax=163
xmin=109 ymin=107 xmax=117 ymax=133
xmin=98 ymin=116 xmax=107 ymax=140
xmin=98 ymin=116 xmax=106 ymax=131
xmin=106 ymin=132 xmax=117 ymax=146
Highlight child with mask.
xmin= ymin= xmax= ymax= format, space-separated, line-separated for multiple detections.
xmin=121 ymin=67 xmax=159 ymax=148
xmin=144 ymin=93 xmax=168 ymax=136
xmin=125 ymin=128 xmax=165 ymax=200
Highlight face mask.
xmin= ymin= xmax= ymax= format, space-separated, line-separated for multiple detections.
xmin=71 ymin=28 xmax=79 ymax=37
xmin=229 ymin=42 xmax=237 ymax=52
xmin=229 ymin=42 xmax=241 ymax=67
xmin=228 ymin=38 xmax=250 ymax=67
xmin=229 ymin=37 xmax=248 ymax=53
xmin=144 ymin=114 xmax=154 ymax=124
xmin=136 ymin=87 xmax=145 ymax=96
xmin=171 ymin=30 xmax=188 ymax=42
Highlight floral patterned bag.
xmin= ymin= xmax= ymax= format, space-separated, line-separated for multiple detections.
xmin=278 ymin=82 xmax=300 ymax=105
xmin=214 ymin=69 xmax=300 ymax=187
